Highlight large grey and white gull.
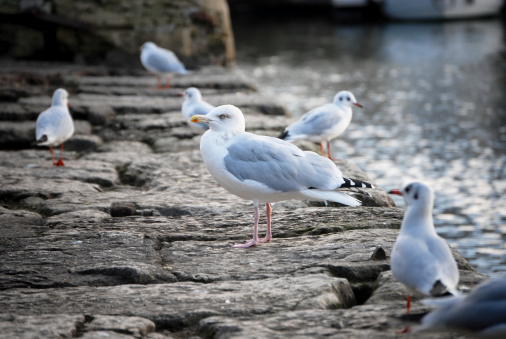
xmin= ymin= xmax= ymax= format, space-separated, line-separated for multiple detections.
xmin=191 ymin=104 xmax=374 ymax=248
xmin=34 ymin=88 xmax=74 ymax=166
xmin=279 ymin=90 xmax=362 ymax=161
xmin=389 ymin=182 xmax=459 ymax=316
xmin=181 ymin=87 xmax=213 ymax=132
xmin=417 ymin=275 xmax=506 ymax=337
xmin=139 ymin=41 xmax=188 ymax=89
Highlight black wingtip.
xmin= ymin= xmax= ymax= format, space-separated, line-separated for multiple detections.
xmin=278 ymin=130 xmax=289 ymax=140
xmin=341 ymin=177 xmax=374 ymax=189
xmin=32 ymin=134 xmax=47 ymax=146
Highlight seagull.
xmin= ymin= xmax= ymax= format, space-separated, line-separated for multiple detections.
xmin=389 ymin=182 xmax=459 ymax=316
xmin=417 ymin=275 xmax=506 ymax=337
xmin=34 ymin=88 xmax=74 ymax=166
xmin=139 ymin=41 xmax=188 ymax=89
xmin=181 ymin=87 xmax=213 ymax=132
xmin=279 ymin=90 xmax=362 ymax=161
xmin=191 ymin=104 xmax=374 ymax=248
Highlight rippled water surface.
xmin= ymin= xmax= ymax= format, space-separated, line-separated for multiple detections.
xmin=233 ymin=17 xmax=506 ymax=277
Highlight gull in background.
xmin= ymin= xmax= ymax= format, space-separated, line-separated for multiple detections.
xmin=34 ymin=88 xmax=74 ymax=166
xmin=279 ymin=90 xmax=362 ymax=161
xmin=139 ymin=41 xmax=188 ymax=89
xmin=181 ymin=87 xmax=213 ymax=132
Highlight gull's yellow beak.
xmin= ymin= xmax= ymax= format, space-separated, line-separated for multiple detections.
xmin=191 ymin=115 xmax=210 ymax=123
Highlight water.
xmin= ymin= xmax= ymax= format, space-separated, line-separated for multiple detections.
xmin=233 ymin=17 xmax=506 ymax=278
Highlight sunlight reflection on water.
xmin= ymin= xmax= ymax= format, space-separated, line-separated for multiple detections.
xmin=235 ymin=17 xmax=506 ymax=277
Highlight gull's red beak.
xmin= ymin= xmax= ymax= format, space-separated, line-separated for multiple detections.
xmin=138 ymin=47 xmax=142 ymax=52
xmin=354 ymin=103 xmax=363 ymax=108
xmin=67 ymin=102 xmax=70 ymax=107
xmin=388 ymin=189 xmax=402 ymax=196
xmin=179 ymin=92 xmax=184 ymax=97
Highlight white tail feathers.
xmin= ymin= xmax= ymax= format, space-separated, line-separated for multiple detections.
xmin=302 ymin=189 xmax=361 ymax=207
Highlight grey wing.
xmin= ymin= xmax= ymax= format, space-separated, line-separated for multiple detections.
xmin=427 ymin=236 xmax=459 ymax=292
xmin=289 ymin=104 xmax=342 ymax=136
xmin=421 ymin=277 xmax=506 ymax=332
xmin=146 ymin=49 xmax=186 ymax=73
xmin=224 ymin=133 xmax=341 ymax=192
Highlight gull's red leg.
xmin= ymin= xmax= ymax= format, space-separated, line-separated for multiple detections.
xmin=319 ymin=142 xmax=324 ymax=156
xmin=259 ymin=203 xmax=272 ymax=243
xmin=395 ymin=295 xmax=412 ymax=333
xmin=55 ymin=143 xmax=65 ymax=166
xmin=157 ymin=77 xmax=162 ymax=89
xmin=327 ymin=141 xmax=339 ymax=161
xmin=164 ymin=76 xmax=171 ymax=89
xmin=49 ymin=146 xmax=57 ymax=165
xmin=233 ymin=204 xmax=260 ymax=248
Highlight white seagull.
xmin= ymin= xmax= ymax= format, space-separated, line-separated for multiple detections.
xmin=389 ymin=182 xmax=459 ymax=315
xmin=418 ymin=275 xmax=506 ymax=337
xmin=34 ymin=88 xmax=74 ymax=166
xmin=181 ymin=87 xmax=213 ymax=132
xmin=139 ymin=41 xmax=188 ymax=89
xmin=279 ymin=90 xmax=362 ymax=161
xmin=191 ymin=105 xmax=374 ymax=248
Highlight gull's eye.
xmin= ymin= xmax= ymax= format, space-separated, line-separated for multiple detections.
xmin=219 ymin=114 xmax=227 ymax=119
xmin=339 ymin=97 xmax=343 ymax=101
xmin=405 ymin=185 xmax=411 ymax=193
xmin=347 ymin=97 xmax=350 ymax=101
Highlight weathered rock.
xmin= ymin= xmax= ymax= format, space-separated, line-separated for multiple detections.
xmin=0 ymin=275 xmax=355 ymax=328
xmin=0 ymin=0 xmax=235 ymax=67
xmin=110 ymin=202 xmax=137 ymax=217
xmin=0 ymin=314 xmax=85 ymax=339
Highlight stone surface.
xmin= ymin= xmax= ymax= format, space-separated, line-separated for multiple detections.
xmin=0 ymin=0 xmax=235 ymax=67
xmin=0 ymin=62 xmax=488 ymax=338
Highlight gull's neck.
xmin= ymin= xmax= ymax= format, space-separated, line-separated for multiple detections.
xmin=402 ymin=202 xmax=437 ymax=236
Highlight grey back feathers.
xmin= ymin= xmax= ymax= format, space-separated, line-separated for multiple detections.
xmin=224 ymin=133 xmax=343 ymax=192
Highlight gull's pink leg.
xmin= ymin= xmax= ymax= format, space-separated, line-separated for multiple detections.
xmin=259 ymin=203 xmax=272 ymax=243
xmin=55 ymin=143 xmax=65 ymax=166
xmin=157 ymin=77 xmax=162 ymax=89
xmin=49 ymin=146 xmax=57 ymax=165
xmin=327 ymin=141 xmax=340 ymax=161
xmin=232 ymin=204 xmax=260 ymax=248
xmin=319 ymin=142 xmax=324 ymax=156
xmin=164 ymin=76 xmax=171 ymax=89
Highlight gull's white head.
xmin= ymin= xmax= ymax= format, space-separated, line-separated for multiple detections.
xmin=140 ymin=41 xmax=157 ymax=52
xmin=333 ymin=91 xmax=363 ymax=108
xmin=52 ymin=88 xmax=69 ymax=107
xmin=191 ymin=104 xmax=245 ymax=134
xmin=389 ymin=181 xmax=434 ymax=208
xmin=183 ymin=87 xmax=202 ymax=102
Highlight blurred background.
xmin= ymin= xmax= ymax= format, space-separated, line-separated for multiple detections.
xmin=0 ymin=0 xmax=505 ymax=277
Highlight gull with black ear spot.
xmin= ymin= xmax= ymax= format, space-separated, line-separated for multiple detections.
xmin=388 ymin=181 xmax=459 ymax=331
xmin=279 ymin=90 xmax=362 ymax=161
xmin=180 ymin=87 xmax=213 ymax=133
xmin=191 ymin=104 xmax=374 ymax=248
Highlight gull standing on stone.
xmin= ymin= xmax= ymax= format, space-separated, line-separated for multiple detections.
xmin=417 ymin=275 xmax=506 ymax=337
xmin=181 ymin=87 xmax=213 ymax=132
xmin=191 ymin=105 xmax=374 ymax=248
xmin=34 ymin=88 xmax=74 ymax=166
xmin=279 ymin=91 xmax=362 ymax=161
xmin=139 ymin=41 xmax=188 ymax=89
xmin=389 ymin=182 xmax=459 ymax=315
